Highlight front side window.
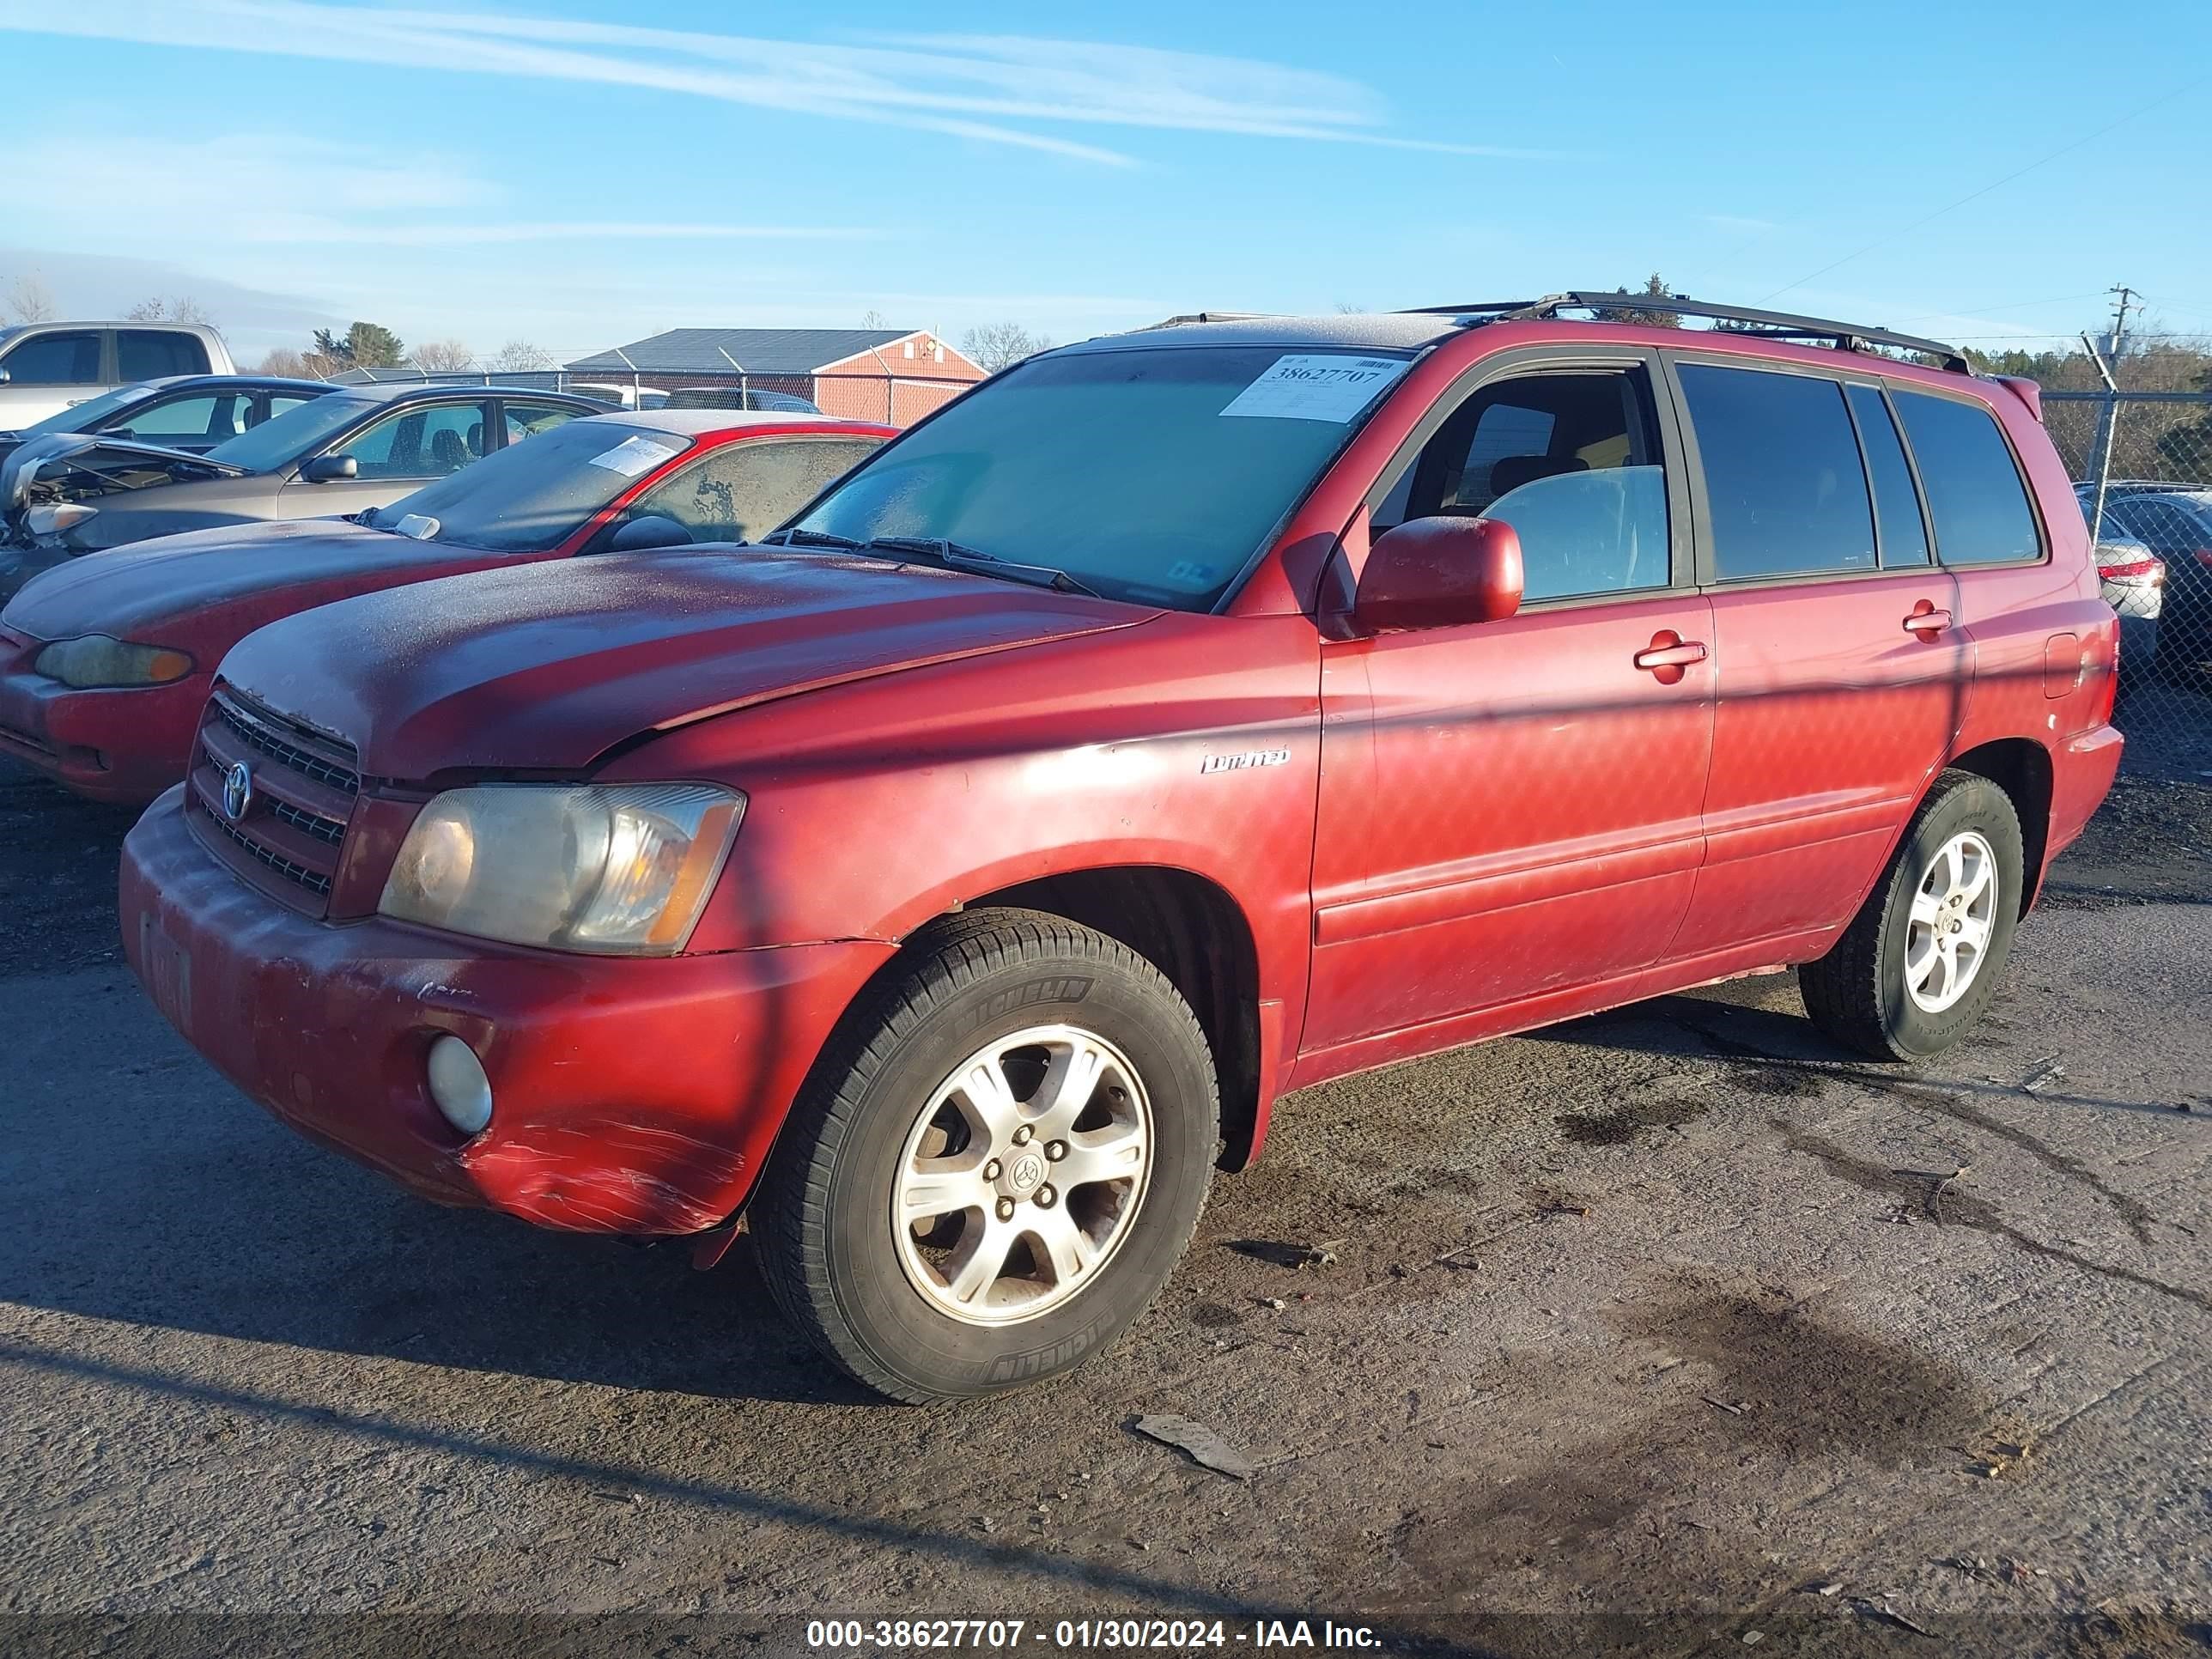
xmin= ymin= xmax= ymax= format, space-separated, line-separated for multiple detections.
xmin=793 ymin=345 xmax=1413 ymax=610
xmin=1679 ymin=363 xmax=1875 ymax=580
xmin=363 ymin=418 xmax=696 ymax=551
xmin=628 ymin=437 xmax=882 ymax=544
xmin=117 ymin=329 xmax=211 ymax=379
xmin=1375 ymin=367 xmax=1671 ymax=603
xmin=343 ymin=401 xmax=491 ymax=480
xmin=1892 ymin=391 xmax=2040 ymax=566
xmin=2 ymin=331 xmax=100 ymax=386
xmin=112 ymin=392 xmax=246 ymax=446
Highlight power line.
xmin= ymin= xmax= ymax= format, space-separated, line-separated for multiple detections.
xmin=1758 ymin=74 xmax=2209 ymax=305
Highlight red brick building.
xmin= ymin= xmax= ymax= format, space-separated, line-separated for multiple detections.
xmin=564 ymin=328 xmax=986 ymax=427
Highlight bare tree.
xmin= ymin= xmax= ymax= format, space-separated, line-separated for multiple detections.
xmin=860 ymin=309 xmax=889 ymax=329
xmin=410 ymin=338 xmax=477 ymax=372
xmin=959 ymin=321 xmax=1054 ymax=372
xmin=488 ymin=339 xmax=556 ymax=372
xmin=125 ymin=296 xmax=216 ymax=325
xmin=257 ymin=347 xmax=324 ymax=379
xmin=3 ymin=272 xmax=57 ymax=323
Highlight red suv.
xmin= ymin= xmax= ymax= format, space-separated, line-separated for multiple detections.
xmin=118 ymin=295 xmax=2122 ymax=1402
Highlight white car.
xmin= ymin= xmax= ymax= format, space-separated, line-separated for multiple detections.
xmin=0 ymin=322 xmax=237 ymax=426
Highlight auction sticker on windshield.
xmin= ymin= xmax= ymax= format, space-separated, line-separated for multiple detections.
xmin=587 ymin=434 xmax=683 ymax=477
xmin=1218 ymin=355 xmax=1408 ymax=422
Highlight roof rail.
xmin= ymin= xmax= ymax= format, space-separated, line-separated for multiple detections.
xmin=1142 ymin=311 xmax=1278 ymax=330
xmin=1400 ymin=292 xmax=1972 ymax=374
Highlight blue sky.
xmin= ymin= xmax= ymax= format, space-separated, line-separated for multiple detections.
xmin=2 ymin=0 xmax=2209 ymax=365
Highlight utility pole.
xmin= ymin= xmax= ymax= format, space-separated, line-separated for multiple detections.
xmin=2086 ymin=285 xmax=2137 ymax=487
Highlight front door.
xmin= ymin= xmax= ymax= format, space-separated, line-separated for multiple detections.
xmin=1304 ymin=356 xmax=1713 ymax=1054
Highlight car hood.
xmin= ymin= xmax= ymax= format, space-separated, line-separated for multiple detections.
xmin=3 ymin=432 xmax=245 ymax=507
xmin=0 ymin=517 xmax=522 ymax=641
xmin=221 ymin=547 xmax=1159 ymax=780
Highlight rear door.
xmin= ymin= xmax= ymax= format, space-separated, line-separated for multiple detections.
xmin=1304 ymin=349 xmax=1713 ymax=1054
xmin=1663 ymin=358 xmax=1965 ymax=958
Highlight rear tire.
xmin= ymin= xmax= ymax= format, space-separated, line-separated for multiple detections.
xmin=753 ymin=909 xmax=1218 ymax=1402
xmin=1801 ymin=771 xmax=2025 ymax=1060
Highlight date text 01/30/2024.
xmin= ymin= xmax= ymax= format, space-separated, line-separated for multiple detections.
xmin=805 ymin=1618 xmax=1384 ymax=1650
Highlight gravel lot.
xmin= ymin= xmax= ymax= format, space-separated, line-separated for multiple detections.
xmin=2 ymin=752 xmax=2206 ymax=1659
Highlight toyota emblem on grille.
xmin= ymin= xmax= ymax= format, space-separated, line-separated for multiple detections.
xmin=221 ymin=761 xmax=254 ymax=823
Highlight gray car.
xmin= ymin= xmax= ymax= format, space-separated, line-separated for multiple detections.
xmin=1 ymin=381 xmax=611 ymax=592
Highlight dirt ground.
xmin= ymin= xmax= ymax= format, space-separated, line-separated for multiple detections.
xmin=2 ymin=750 xmax=2207 ymax=1659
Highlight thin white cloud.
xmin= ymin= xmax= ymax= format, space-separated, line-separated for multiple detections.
xmin=0 ymin=0 xmax=1529 ymax=165
xmin=3 ymin=131 xmax=866 ymax=252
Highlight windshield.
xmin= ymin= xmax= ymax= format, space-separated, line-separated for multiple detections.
xmin=205 ymin=393 xmax=378 ymax=473
xmin=20 ymin=384 xmax=159 ymax=436
xmin=364 ymin=418 xmax=694 ymax=550
xmin=790 ymin=345 xmax=1412 ymax=609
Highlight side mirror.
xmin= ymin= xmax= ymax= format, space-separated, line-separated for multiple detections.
xmin=0 ymin=367 xmax=11 ymax=384
xmin=299 ymin=454 xmax=357 ymax=483
xmin=606 ymin=514 xmax=694 ymax=553
xmin=1352 ymin=515 xmax=1523 ymax=633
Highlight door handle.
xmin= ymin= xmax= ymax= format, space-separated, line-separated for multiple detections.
xmin=1903 ymin=605 xmax=1953 ymax=635
xmin=1633 ymin=640 xmax=1708 ymax=671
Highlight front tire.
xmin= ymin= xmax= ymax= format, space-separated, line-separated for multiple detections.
xmin=753 ymin=910 xmax=1218 ymax=1402
xmin=1801 ymin=770 xmax=2025 ymax=1060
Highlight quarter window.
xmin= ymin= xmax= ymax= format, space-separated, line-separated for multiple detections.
xmin=2 ymin=331 xmax=100 ymax=386
xmin=1845 ymin=385 xmax=1930 ymax=568
xmin=1891 ymin=391 xmax=2040 ymax=566
xmin=1679 ymin=363 xmax=1875 ymax=580
xmin=117 ymin=329 xmax=211 ymax=379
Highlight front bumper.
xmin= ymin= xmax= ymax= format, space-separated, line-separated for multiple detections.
xmin=120 ymin=787 xmax=895 ymax=1234
xmin=0 ymin=647 xmax=204 ymax=803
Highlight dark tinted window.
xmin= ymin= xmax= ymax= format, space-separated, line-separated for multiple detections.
xmin=1845 ymin=385 xmax=1929 ymax=568
xmin=1892 ymin=391 xmax=2040 ymax=565
xmin=1680 ymin=364 xmax=1874 ymax=579
xmin=2 ymin=331 xmax=100 ymax=385
xmin=117 ymin=329 xmax=211 ymax=379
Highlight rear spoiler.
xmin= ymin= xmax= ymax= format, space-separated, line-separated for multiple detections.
xmin=1994 ymin=375 xmax=2045 ymax=422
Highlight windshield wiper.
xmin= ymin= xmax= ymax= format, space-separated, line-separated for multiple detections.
xmin=860 ymin=536 xmax=1100 ymax=597
xmin=759 ymin=526 xmax=863 ymax=550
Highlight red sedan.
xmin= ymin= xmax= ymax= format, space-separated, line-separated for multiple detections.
xmin=0 ymin=410 xmax=890 ymax=802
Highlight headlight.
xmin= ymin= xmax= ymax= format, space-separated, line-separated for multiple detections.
xmin=379 ymin=783 xmax=744 ymax=956
xmin=33 ymin=635 xmax=193 ymax=689
xmin=23 ymin=502 xmax=98 ymax=538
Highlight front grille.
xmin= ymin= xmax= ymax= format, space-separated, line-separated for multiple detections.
xmin=206 ymin=811 xmax=336 ymax=896
xmin=214 ymin=697 xmax=361 ymax=793
xmin=186 ymin=688 xmax=361 ymax=915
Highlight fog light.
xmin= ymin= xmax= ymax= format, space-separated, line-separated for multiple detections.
xmin=426 ymin=1035 xmax=493 ymax=1137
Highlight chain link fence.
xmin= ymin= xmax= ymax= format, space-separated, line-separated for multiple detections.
xmin=2042 ymin=389 xmax=2212 ymax=782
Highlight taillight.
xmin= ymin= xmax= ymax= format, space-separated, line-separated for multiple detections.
xmin=2195 ymin=549 xmax=2212 ymax=568
xmin=2098 ymin=556 xmax=2159 ymax=579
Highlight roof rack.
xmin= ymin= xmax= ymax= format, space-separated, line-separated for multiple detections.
xmin=1399 ymin=292 xmax=1972 ymax=374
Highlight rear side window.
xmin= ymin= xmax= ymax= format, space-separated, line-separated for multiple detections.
xmin=117 ymin=329 xmax=211 ymax=379
xmin=1845 ymin=385 xmax=1930 ymax=568
xmin=2 ymin=330 xmax=100 ymax=385
xmin=1892 ymin=391 xmax=2040 ymax=565
xmin=1678 ymin=363 xmax=1874 ymax=580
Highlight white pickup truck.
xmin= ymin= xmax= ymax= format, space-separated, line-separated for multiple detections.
xmin=0 ymin=321 xmax=237 ymax=426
